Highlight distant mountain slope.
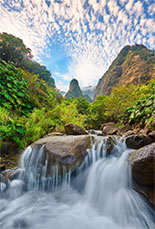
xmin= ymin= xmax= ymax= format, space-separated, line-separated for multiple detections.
xmin=59 ymin=91 xmax=66 ymax=96
xmin=82 ymin=86 xmax=96 ymax=100
xmin=94 ymin=44 xmax=155 ymax=99
xmin=65 ymin=79 xmax=83 ymax=99
xmin=65 ymin=79 xmax=92 ymax=102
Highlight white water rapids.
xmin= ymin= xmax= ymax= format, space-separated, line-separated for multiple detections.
xmin=0 ymin=136 xmax=154 ymax=229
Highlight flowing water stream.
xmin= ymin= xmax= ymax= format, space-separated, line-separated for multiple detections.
xmin=0 ymin=136 xmax=154 ymax=229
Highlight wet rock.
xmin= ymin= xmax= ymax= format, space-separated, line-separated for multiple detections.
xmin=87 ymin=129 xmax=103 ymax=136
xmin=64 ymin=123 xmax=87 ymax=135
xmin=106 ymin=136 xmax=116 ymax=156
xmin=87 ymin=129 xmax=96 ymax=135
xmin=2 ymin=167 xmax=23 ymax=181
xmin=129 ymin=143 xmax=155 ymax=204
xmin=126 ymin=134 xmax=154 ymax=149
xmin=33 ymin=135 xmax=91 ymax=173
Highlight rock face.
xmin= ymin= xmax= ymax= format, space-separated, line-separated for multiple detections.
xmin=64 ymin=123 xmax=87 ymax=135
xmin=33 ymin=135 xmax=91 ymax=172
xmin=126 ymin=134 xmax=154 ymax=149
xmin=94 ymin=44 xmax=155 ymax=98
xmin=129 ymin=143 xmax=155 ymax=204
xmin=65 ymin=79 xmax=83 ymax=99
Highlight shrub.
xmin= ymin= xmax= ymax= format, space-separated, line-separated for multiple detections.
xmin=0 ymin=60 xmax=33 ymax=114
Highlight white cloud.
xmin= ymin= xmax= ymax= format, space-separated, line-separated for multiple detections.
xmin=125 ymin=0 xmax=134 ymax=12
xmin=56 ymin=80 xmax=69 ymax=92
xmin=119 ymin=0 xmax=128 ymax=5
xmin=68 ymin=57 xmax=104 ymax=88
xmin=0 ymin=0 xmax=154 ymax=90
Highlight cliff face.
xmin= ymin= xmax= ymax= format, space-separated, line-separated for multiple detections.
xmin=94 ymin=44 xmax=155 ymax=99
xmin=65 ymin=79 xmax=83 ymax=99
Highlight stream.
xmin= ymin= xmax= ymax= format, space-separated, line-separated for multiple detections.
xmin=0 ymin=136 xmax=154 ymax=229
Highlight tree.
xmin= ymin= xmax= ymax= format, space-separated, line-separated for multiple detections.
xmin=76 ymin=97 xmax=90 ymax=115
xmin=0 ymin=33 xmax=32 ymax=65
xmin=21 ymin=59 xmax=55 ymax=88
xmin=0 ymin=33 xmax=55 ymax=88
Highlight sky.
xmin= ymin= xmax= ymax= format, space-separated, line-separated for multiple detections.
xmin=0 ymin=0 xmax=155 ymax=91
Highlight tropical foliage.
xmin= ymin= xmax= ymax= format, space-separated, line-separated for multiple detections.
xmin=0 ymin=32 xmax=55 ymax=88
xmin=0 ymin=32 xmax=32 ymax=65
xmin=124 ymin=83 xmax=155 ymax=126
xmin=0 ymin=60 xmax=32 ymax=114
xmin=86 ymin=80 xmax=155 ymax=129
xmin=0 ymin=33 xmax=155 ymax=155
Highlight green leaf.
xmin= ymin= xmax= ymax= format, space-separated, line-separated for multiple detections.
xmin=16 ymin=98 xmax=22 ymax=105
xmin=16 ymin=127 xmax=25 ymax=134
xmin=17 ymin=91 xmax=25 ymax=97
xmin=7 ymin=83 xmax=12 ymax=88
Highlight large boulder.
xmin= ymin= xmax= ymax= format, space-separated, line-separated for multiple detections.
xmin=64 ymin=123 xmax=87 ymax=135
xmin=33 ymin=135 xmax=91 ymax=174
xmin=126 ymin=134 xmax=154 ymax=149
xmin=129 ymin=143 xmax=155 ymax=204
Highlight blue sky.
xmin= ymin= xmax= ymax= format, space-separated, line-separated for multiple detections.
xmin=0 ymin=0 xmax=155 ymax=91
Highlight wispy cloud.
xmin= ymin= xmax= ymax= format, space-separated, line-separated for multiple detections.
xmin=0 ymin=0 xmax=154 ymax=90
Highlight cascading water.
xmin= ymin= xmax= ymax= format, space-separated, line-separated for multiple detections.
xmin=0 ymin=135 xmax=154 ymax=229
xmin=18 ymin=145 xmax=72 ymax=191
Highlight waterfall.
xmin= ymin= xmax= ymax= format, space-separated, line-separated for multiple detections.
xmin=0 ymin=135 xmax=154 ymax=229
xmin=18 ymin=145 xmax=72 ymax=191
